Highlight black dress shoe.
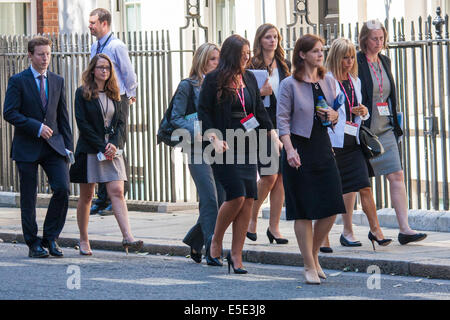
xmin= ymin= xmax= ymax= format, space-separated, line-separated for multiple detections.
xmin=42 ymin=240 xmax=64 ymax=257
xmin=246 ymin=232 xmax=257 ymax=241
xmin=205 ymin=235 xmax=223 ymax=267
xmin=319 ymin=247 xmax=333 ymax=253
xmin=266 ymin=228 xmax=288 ymax=244
xmin=340 ymin=234 xmax=362 ymax=247
xmin=28 ymin=244 xmax=49 ymax=258
xmin=398 ymin=233 xmax=427 ymax=245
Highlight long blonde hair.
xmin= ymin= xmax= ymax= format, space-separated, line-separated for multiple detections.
xmin=82 ymin=53 xmax=120 ymax=101
xmin=325 ymin=38 xmax=358 ymax=80
xmin=189 ymin=43 xmax=220 ymax=85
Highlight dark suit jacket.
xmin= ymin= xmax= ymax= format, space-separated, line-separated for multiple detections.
xmin=198 ymin=70 xmax=274 ymax=136
xmin=73 ymin=86 xmax=125 ymax=156
xmin=357 ymin=51 xmax=403 ymax=138
xmin=3 ymin=67 xmax=73 ymax=162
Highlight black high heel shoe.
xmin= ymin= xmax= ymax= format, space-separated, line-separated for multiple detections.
xmin=340 ymin=234 xmax=362 ymax=247
xmin=190 ymin=248 xmax=202 ymax=263
xmin=226 ymin=252 xmax=248 ymax=274
xmin=398 ymin=233 xmax=427 ymax=245
xmin=266 ymin=228 xmax=288 ymax=244
xmin=205 ymin=235 xmax=223 ymax=267
xmin=368 ymin=232 xmax=392 ymax=251
xmin=246 ymin=232 xmax=257 ymax=241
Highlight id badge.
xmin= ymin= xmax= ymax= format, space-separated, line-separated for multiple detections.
xmin=377 ymin=102 xmax=390 ymax=116
xmin=344 ymin=121 xmax=359 ymax=136
xmin=240 ymin=113 xmax=260 ymax=132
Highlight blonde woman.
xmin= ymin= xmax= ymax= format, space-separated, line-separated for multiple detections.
xmin=325 ymin=38 xmax=391 ymax=251
xmin=246 ymin=24 xmax=290 ymax=245
xmin=70 ymin=54 xmax=143 ymax=255
xmin=175 ymin=43 xmax=226 ymax=264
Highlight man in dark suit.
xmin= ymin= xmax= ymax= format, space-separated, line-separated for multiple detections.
xmin=3 ymin=36 xmax=73 ymax=258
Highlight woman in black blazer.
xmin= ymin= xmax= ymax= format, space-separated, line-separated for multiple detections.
xmin=198 ymin=35 xmax=277 ymax=274
xmin=357 ymin=20 xmax=426 ymax=246
xmin=247 ymin=23 xmax=290 ymax=245
xmin=70 ymin=54 xmax=143 ymax=255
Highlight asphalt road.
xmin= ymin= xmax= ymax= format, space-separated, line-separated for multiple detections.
xmin=0 ymin=242 xmax=449 ymax=301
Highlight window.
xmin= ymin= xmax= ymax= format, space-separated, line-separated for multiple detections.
xmin=216 ymin=0 xmax=235 ymax=43
xmin=124 ymin=0 xmax=142 ymax=32
xmin=0 ymin=1 xmax=30 ymax=35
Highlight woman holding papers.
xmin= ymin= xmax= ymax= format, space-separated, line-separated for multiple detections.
xmin=246 ymin=24 xmax=290 ymax=245
xmin=357 ymin=20 xmax=426 ymax=245
xmin=277 ymin=34 xmax=344 ymax=284
xmin=171 ymin=43 xmax=225 ymax=264
xmin=325 ymin=38 xmax=391 ymax=251
xmin=70 ymin=54 xmax=143 ymax=256
xmin=198 ymin=34 xmax=278 ymax=274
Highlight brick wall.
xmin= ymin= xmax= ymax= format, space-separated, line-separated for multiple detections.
xmin=37 ymin=0 xmax=59 ymax=34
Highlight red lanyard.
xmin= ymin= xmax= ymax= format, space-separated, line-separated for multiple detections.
xmin=338 ymin=75 xmax=355 ymax=115
xmin=236 ymin=76 xmax=247 ymax=116
xmin=367 ymin=58 xmax=384 ymax=101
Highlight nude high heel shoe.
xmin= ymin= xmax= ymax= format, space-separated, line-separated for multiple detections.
xmin=304 ymin=268 xmax=321 ymax=285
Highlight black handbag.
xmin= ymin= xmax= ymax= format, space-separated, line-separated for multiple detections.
xmin=359 ymin=125 xmax=385 ymax=159
xmin=157 ymin=80 xmax=196 ymax=147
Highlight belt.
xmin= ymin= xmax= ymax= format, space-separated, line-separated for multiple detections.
xmin=231 ymin=112 xmax=247 ymax=119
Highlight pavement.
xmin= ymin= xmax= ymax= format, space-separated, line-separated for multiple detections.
xmin=0 ymin=205 xmax=449 ymax=280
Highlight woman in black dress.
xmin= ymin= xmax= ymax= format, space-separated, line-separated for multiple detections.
xmin=277 ymin=35 xmax=345 ymax=284
xmin=198 ymin=35 xmax=276 ymax=274
xmin=325 ymin=38 xmax=391 ymax=250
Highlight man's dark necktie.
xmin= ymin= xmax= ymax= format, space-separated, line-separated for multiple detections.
xmin=96 ymin=41 xmax=101 ymax=54
xmin=38 ymin=74 xmax=47 ymax=111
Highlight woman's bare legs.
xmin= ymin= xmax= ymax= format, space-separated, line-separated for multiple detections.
xmin=210 ymin=197 xmax=245 ymax=258
xmin=248 ymin=175 xmax=276 ymax=234
xmin=77 ymin=183 xmax=96 ymax=252
xmin=106 ymin=180 xmax=136 ymax=242
xmin=268 ymin=175 xmax=285 ymax=238
xmin=231 ymin=198 xmax=254 ymax=268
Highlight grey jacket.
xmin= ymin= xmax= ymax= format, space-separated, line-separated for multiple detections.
xmin=170 ymin=78 xmax=200 ymax=138
xmin=277 ymin=74 xmax=336 ymax=138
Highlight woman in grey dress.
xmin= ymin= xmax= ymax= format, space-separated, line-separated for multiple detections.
xmin=70 ymin=54 xmax=143 ymax=255
xmin=357 ymin=20 xmax=427 ymax=246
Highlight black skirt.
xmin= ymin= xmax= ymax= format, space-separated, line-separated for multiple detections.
xmin=333 ymin=145 xmax=371 ymax=194
xmin=212 ymin=113 xmax=258 ymax=202
xmin=282 ymin=118 xmax=346 ymax=221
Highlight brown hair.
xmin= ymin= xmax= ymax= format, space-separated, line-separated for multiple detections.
xmin=217 ymin=34 xmax=250 ymax=101
xmin=292 ymin=34 xmax=326 ymax=82
xmin=189 ymin=43 xmax=220 ymax=85
xmin=359 ymin=20 xmax=389 ymax=53
xmin=325 ymin=38 xmax=358 ymax=80
xmin=81 ymin=54 xmax=120 ymax=101
xmin=249 ymin=24 xmax=290 ymax=77
xmin=28 ymin=36 xmax=52 ymax=54
xmin=90 ymin=8 xmax=112 ymax=26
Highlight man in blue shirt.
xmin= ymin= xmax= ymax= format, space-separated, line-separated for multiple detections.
xmin=88 ymin=8 xmax=138 ymax=215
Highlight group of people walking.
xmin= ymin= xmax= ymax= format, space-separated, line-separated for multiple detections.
xmin=3 ymin=6 xmax=427 ymax=285
xmin=174 ymin=20 xmax=427 ymax=284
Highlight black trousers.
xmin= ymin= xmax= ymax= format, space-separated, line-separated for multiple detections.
xmin=95 ymin=94 xmax=130 ymax=206
xmin=16 ymin=143 xmax=70 ymax=247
